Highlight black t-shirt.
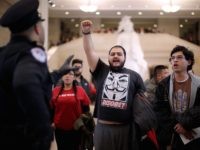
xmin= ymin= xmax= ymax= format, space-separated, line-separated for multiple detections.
xmin=92 ymin=59 xmax=145 ymax=123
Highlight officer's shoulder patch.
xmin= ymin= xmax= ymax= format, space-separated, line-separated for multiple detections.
xmin=30 ymin=47 xmax=46 ymax=63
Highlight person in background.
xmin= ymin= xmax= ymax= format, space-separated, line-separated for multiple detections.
xmin=154 ymin=45 xmax=200 ymax=150
xmin=145 ymin=65 xmax=169 ymax=103
xmin=0 ymin=0 xmax=76 ymax=149
xmin=142 ymin=65 xmax=169 ymax=149
xmin=72 ymin=58 xmax=96 ymax=104
xmin=51 ymin=54 xmax=77 ymax=86
xmin=80 ymin=20 xmax=146 ymax=150
xmin=51 ymin=70 xmax=94 ymax=150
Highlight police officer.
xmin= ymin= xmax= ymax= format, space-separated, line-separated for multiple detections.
xmin=0 ymin=0 xmax=75 ymax=149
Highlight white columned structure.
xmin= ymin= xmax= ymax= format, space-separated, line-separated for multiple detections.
xmin=39 ymin=0 xmax=49 ymax=50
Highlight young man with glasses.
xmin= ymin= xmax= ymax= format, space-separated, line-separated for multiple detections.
xmin=154 ymin=45 xmax=200 ymax=150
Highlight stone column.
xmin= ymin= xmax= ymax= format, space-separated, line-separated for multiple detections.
xmin=39 ymin=0 xmax=49 ymax=50
xmin=198 ymin=21 xmax=200 ymax=45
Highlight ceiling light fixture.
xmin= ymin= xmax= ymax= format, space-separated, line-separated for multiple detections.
xmin=48 ymin=0 xmax=56 ymax=8
xmin=79 ymin=0 xmax=98 ymax=12
xmin=162 ymin=0 xmax=180 ymax=13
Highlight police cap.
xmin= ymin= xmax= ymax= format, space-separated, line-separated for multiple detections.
xmin=0 ymin=0 xmax=44 ymax=33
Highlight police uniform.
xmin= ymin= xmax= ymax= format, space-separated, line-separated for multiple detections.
xmin=0 ymin=0 xmax=53 ymax=149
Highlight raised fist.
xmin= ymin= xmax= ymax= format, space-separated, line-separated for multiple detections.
xmin=81 ymin=20 xmax=93 ymax=34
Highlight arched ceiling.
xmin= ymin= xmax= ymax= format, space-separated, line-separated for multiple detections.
xmin=49 ymin=0 xmax=200 ymax=18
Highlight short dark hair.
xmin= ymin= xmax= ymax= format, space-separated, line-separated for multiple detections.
xmin=170 ymin=45 xmax=195 ymax=71
xmin=153 ymin=65 xmax=168 ymax=77
xmin=72 ymin=58 xmax=83 ymax=66
xmin=109 ymin=45 xmax=126 ymax=57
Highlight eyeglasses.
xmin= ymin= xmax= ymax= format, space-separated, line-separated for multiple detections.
xmin=169 ymin=55 xmax=185 ymax=61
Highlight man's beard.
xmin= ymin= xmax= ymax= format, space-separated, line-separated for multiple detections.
xmin=74 ymin=72 xmax=82 ymax=77
xmin=109 ymin=60 xmax=125 ymax=72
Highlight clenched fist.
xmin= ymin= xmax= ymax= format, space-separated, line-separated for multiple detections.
xmin=81 ymin=20 xmax=93 ymax=35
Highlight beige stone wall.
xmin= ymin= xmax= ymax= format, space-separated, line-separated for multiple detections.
xmin=0 ymin=0 xmax=14 ymax=46
xmin=158 ymin=19 xmax=179 ymax=37
xmin=48 ymin=33 xmax=200 ymax=81
xmin=48 ymin=18 xmax=61 ymax=47
xmin=0 ymin=26 xmax=10 ymax=46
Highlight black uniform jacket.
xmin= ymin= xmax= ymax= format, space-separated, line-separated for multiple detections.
xmin=0 ymin=35 xmax=53 ymax=149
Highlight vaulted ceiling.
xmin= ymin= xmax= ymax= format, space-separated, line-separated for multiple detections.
xmin=49 ymin=0 xmax=200 ymax=18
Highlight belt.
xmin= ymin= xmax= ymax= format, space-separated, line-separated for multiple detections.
xmin=98 ymin=119 xmax=125 ymax=125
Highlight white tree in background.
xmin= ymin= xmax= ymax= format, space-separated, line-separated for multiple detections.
xmin=117 ymin=16 xmax=149 ymax=80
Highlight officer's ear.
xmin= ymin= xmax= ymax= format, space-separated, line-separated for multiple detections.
xmin=33 ymin=24 xmax=39 ymax=35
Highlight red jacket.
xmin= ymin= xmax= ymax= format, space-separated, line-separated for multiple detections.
xmin=51 ymin=86 xmax=90 ymax=130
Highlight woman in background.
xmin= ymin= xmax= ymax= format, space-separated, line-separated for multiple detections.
xmin=51 ymin=70 xmax=93 ymax=150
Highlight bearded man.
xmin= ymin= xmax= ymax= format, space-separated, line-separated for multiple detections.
xmin=80 ymin=20 xmax=146 ymax=150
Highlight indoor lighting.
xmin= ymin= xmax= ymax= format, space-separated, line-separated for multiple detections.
xmin=80 ymin=5 xmax=97 ymax=12
xmin=162 ymin=0 xmax=180 ymax=13
xmin=79 ymin=0 xmax=98 ymax=12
